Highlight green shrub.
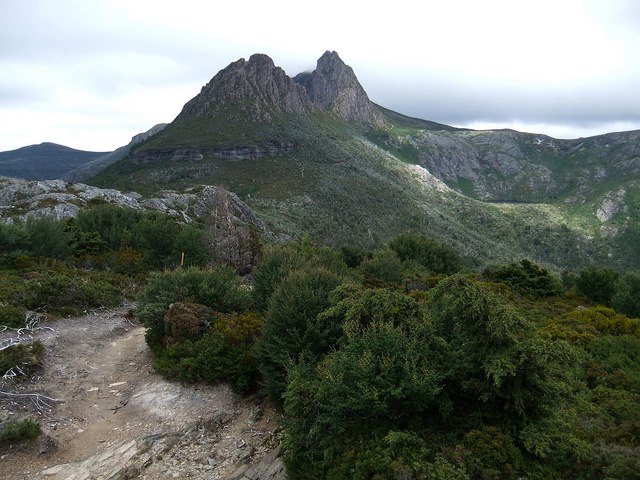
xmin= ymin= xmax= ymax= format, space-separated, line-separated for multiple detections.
xmin=0 ymin=418 xmax=41 ymax=444
xmin=25 ymin=216 xmax=73 ymax=260
xmin=575 ymin=267 xmax=620 ymax=306
xmin=283 ymin=316 xmax=442 ymax=478
xmin=359 ymin=249 xmax=403 ymax=285
xmin=0 ymin=222 xmax=28 ymax=267
xmin=253 ymin=241 xmax=349 ymax=312
xmin=429 ymin=275 xmax=571 ymax=428
xmin=259 ymin=267 xmax=346 ymax=401
xmin=541 ymin=307 xmax=640 ymax=343
xmin=460 ymin=426 xmax=525 ymax=480
xmin=154 ymin=311 xmax=262 ymax=392
xmin=612 ymin=271 xmax=640 ymax=319
xmin=389 ymin=232 xmax=463 ymax=275
xmin=484 ymin=259 xmax=564 ymax=298
xmin=0 ymin=304 xmax=25 ymax=328
xmin=339 ymin=244 xmax=370 ymax=268
xmin=0 ymin=341 xmax=45 ymax=377
xmin=20 ymin=270 xmax=123 ymax=315
xmin=586 ymin=335 xmax=640 ymax=391
xmin=136 ymin=267 xmax=250 ymax=348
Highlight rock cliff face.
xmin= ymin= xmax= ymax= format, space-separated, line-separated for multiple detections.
xmin=173 ymin=51 xmax=383 ymax=127
xmin=176 ymin=54 xmax=312 ymax=123
xmin=294 ymin=51 xmax=384 ymax=127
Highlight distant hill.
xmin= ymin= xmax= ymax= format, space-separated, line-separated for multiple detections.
xmin=0 ymin=143 xmax=109 ymax=180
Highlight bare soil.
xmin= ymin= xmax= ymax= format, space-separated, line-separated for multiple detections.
xmin=0 ymin=306 xmax=283 ymax=479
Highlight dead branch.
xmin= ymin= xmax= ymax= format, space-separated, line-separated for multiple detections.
xmin=1 ymin=390 xmax=64 ymax=415
xmin=0 ymin=390 xmax=64 ymax=404
xmin=0 ymin=311 xmax=55 ymax=352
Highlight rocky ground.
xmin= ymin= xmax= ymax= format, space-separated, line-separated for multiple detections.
xmin=0 ymin=306 xmax=286 ymax=479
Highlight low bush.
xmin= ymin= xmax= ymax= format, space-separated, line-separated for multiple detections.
xmin=136 ymin=267 xmax=251 ymax=348
xmin=20 ymin=270 xmax=123 ymax=316
xmin=154 ymin=311 xmax=262 ymax=393
xmin=0 ymin=341 xmax=45 ymax=378
xmin=484 ymin=259 xmax=564 ymax=298
xmin=0 ymin=304 xmax=26 ymax=328
xmin=389 ymin=232 xmax=463 ymax=275
xmin=0 ymin=418 xmax=41 ymax=444
xmin=541 ymin=307 xmax=640 ymax=343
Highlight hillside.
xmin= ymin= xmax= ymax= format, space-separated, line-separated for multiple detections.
xmin=75 ymin=51 xmax=639 ymax=271
xmin=0 ymin=143 xmax=109 ymax=180
xmin=63 ymin=124 xmax=168 ymax=182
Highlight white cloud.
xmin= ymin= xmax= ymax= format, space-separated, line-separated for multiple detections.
xmin=1 ymin=0 xmax=640 ymax=150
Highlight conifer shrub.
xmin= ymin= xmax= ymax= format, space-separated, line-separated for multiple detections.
xmin=0 ymin=418 xmax=41 ymax=444
xmin=612 ymin=271 xmax=640 ymax=319
xmin=429 ymin=274 xmax=571 ymax=428
xmin=258 ymin=266 xmax=347 ymax=401
xmin=252 ymin=239 xmax=349 ymax=312
xmin=359 ymin=248 xmax=403 ymax=285
xmin=484 ymin=259 xmax=564 ymax=298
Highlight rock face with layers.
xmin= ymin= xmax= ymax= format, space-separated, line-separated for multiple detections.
xmin=294 ymin=50 xmax=385 ymax=127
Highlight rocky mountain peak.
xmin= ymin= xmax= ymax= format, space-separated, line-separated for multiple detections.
xmin=176 ymin=54 xmax=312 ymax=122
xmin=294 ymin=50 xmax=384 ymax=127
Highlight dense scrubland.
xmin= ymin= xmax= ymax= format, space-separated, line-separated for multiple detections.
xmin=1 ymin=206 xmax=640 ymax=479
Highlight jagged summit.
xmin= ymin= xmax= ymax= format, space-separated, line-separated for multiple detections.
xmin=294 ymin=51 xmax=384 ymax=127
xmin=175 ymin=51 xmax=383 ymax=127
xmin=176 ymin=53 xmax=312 ymax=122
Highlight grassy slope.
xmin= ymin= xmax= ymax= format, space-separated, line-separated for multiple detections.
xmin=89 ymin=109 xmax=639 ymax=272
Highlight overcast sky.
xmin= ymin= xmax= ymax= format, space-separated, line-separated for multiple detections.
xmin=1 ymin=0 xmax=640 ymax=151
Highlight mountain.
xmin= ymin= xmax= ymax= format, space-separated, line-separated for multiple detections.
xmin=80 ymin=52 xmax=640 ymax=271
xmin=0 ymin=143 xmax=109 ymax=180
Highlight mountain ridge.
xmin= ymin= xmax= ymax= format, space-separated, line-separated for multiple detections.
xmin=3 ymin=50 xmax=639 ymax=271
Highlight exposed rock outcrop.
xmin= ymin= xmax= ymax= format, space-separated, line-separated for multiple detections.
xmin=596 ymin=188 xmax=626 ymax=222
xmin=0 ymin=176 xmax=266 ymax=232
xmin=177 ymin=54 xmax=312 ymax=122
xmin=294 ymin=51 xmax=384 ymax=127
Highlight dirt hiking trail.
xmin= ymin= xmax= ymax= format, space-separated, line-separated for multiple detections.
xmin=0 ymin=306 xmax=285 ymax=479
